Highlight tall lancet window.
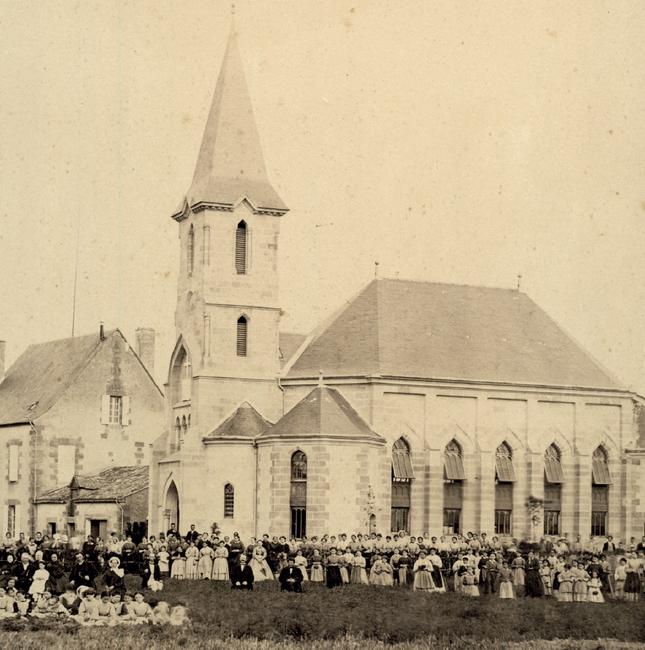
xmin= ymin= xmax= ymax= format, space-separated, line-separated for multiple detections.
xmin=494 ymin=442 xmax=515 ymax=535
xmin=391 ymin=438 xmax=413 ymax=533
xmin=290 ymin=451 xmax=307 ymax=538
xmin=187 ymin=224 xmax=195 ymax=276
xmin=543 ymin=443 xmax=563 ymax=535
xmin=591 ymin=446 xmax=611 ymax=536
xmin=235 ymin=220 xmax=247 ymax=274
xmin=236 ymin=316 xmax=248 ymax=357
xmin=443 ymin=439 xmax=465 ymax=534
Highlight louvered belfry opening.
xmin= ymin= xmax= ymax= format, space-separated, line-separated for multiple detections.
xmin=235 ymin=220 xmax=247 ymax=274
xmin=494 ymin=442 xmax=515 ymax=535
xmin=236 ymin=316 xmax=248 ymax=357
xmin=187 ymin=224 xmax=195 ymax=275
xmin=224 ymin=483 xmax=234 ymax=518
xmin=391 ymin=438 xmax=413 ymax=533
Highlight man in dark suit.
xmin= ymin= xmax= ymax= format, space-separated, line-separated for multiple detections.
xmin=279 ymin=557 xmax=304 ymax=593
xmin=185 ymin=524 xmax=200 ymax=543
xmin=231 ymin=555 xmax=254 ymax=591
xmin=13 ymin=553 xmax=35 ymax=593
xmin=68 ymin=553 xmax=97 ymax=589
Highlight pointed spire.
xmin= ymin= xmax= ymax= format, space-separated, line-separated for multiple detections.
xmin=176 ymin=24 xmax=288 ymax=219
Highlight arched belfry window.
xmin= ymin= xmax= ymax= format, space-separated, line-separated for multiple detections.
xmin=443 ymin=440 xmax=464 ymax=534
xmin=544 ymin=444 xmax=562 ymax=535
xmin=224 ymin=483 xmax=234 ymax=518
xmin=290 ymin=451 xmax=307 ymax=538
xmin=236 ymin=316 xmax=248 ymax=357
xmin=173 ymin=417 xmax=181 ymax=452
xmin=181 ymin=415 xmax=187 ymax=444
xmin=391 ymin=438 xmax=412 ymax=533
xmin=235 ymin=220 xmax=247 ymax=274
xmin=187 ymin=224 xmax=195 ymax=276
xmin=494 ymin=442 xmax=515 ymax=535
xmin=591 ymin=446 xmax=611 ymax=536
xmin=171 ymin=344 xmax=192 ymax=404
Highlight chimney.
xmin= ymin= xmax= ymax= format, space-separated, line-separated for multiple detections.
xmin=0 ymin=340 xmax=5 ymax=383
xmin=99 ymin=322 xmax=105 ymax=341
xmin=135 ymin=328 xmax=155 ymax=375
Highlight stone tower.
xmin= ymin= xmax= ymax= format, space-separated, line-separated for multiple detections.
xmin=167 ymin=26 xmax=288 ymax=443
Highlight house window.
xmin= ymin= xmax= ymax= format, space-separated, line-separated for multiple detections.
xmin=235 ymin=221 xmax=247 ymax=274
xmin=391 ymin=438 xmax=413 ymax=533
xmin=224 ymin=484 xmax=234 ymax=518
xmin=187 ymin=224 xmax=195 ymax=276
xmin=543 ymin=444 xmax=562 ymax=535
xmin=236 ymin=316 xmax=248 ymax=357
xmin=290 ymin=451 xmax=307 ymax=538
xmin=7 ymin=505 xmax=16 ymax=537
xmin=8 ymin=445 xmax=19 ymax=482
xmin=109 ymin=396 xmax=122 ymax=424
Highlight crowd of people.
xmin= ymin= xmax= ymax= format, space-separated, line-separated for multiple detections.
xmin=1 ymin=526 xmax=644 ymax=621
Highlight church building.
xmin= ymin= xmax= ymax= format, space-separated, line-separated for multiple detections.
xmin=148 ymin=27 xmax=645 ymax=543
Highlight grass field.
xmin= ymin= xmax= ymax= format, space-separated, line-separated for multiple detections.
xmin=2 ymin=577 xmax=645 ymax=649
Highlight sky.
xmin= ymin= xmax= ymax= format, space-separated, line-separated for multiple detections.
xmin=0 ymin=0 xmax=644 ymax=393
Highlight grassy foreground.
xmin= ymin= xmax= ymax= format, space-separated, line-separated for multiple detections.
xmin=2 ymin=578 xmax=645 ymax=649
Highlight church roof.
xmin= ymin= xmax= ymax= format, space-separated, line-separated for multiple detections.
xmin=204 ymin=401 xmax=272 ymax=440
xmin=286 ymin=279 xmax=622 ymax=391
xmin=0 ymin=330 xmax=118 ymax=426
xmin=174 ymin=27 xmax=287 ymax=218
xmin=279 ymin=332 xmax=307 ymax=368
xmin=259 ymin=386 xmax=384 ymax=442
xmin=35 ymin=465 xmax=148 ymax=504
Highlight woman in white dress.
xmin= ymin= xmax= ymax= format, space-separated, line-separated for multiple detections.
xmin=587 ymin=571 xmax=605 ymax=603
xmin=211 ymin=541 xmax=230 ymax=581
xmin=350 ymin=551 xmax=369 ymax=585
xmin=249 ymin=542 xmax=274 ymax=581
xmin=29 ymin=561 xmax=50 ymax=597
xmin=184 ymin=542 xmax=198 ymax=579
xmin=294 ymin=550 xmax=309 ymax=581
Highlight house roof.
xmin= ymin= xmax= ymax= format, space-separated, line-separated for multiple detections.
xmin=258 ymin=385 xmax=384 ymax=442
xmin=204 ymin=401 xmax=272 ymax=440
xmin=279 ymin=332 xmax=306 ymax=368
xmin=0 ymin=331 xmax=116 ymax=426
xmin=286 ymin=278 xmax=622 ymax=391
xmin=35 ymin=465 xmax=148 ymax=504
xmin=174 ymin=27 xmax=287 ymax=218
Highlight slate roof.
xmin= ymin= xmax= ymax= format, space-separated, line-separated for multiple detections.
xmin=286 ymin=279 xmax=622 ymax=390
xmin=258 ymin=386 xmax=384 ymax=442
xmin=35 ymin=465 xmax=148 ymax=504
xmin=279 ymin=332 xmax=306 ymax=368
xmin=0 ymin=331 xmax=116 ymax=426
xmin=173 ymin=28 xmax=287 ymax=217
xmin=204 ymin=401 xmax=272 ymax=439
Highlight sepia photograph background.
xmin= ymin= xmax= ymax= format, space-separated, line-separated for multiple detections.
xmin=1 ymin=0 xmax=644 ymax=395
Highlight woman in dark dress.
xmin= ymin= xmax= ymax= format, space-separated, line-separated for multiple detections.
xmin=46 ymin=552 xmax=67 ymax=594
xmin=104 ymin=556 xmax=127 ymax=596
xmin=324 ymin=548 xmax=343 ymax=588
xmin=525 ymin=552 xmax=544 ymax=597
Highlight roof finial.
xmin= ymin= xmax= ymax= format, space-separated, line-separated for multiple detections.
xmin=318 ymin=369 xmax=324 ymax=387
xmin=374 ymin=261 xmax=380 ymax=278
xmin=516 ymin=273 xmax=522 ymax=291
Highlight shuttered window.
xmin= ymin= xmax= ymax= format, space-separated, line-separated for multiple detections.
xmin=495 ymin=482 xmax=513 ymax=510
xmin=235 ymin=221 xmax=247 ymax=274
xmin=236 ymin=317 xmax=248 ymax=357
xmin=544 ymin=444 xmax=563 ymax=483
xmin=544 ymin=483 xmax=562 ymax=510
xmin=443 ymin=440 xmax=465 ymax=480
xmin=224 ymin=484 xmax=234 ymax=518
xmin=391 ymin=482 xmax=411 ymax=508
xmin=591 ymin=447 xmax=611 ymax=485
xmin=392 ymin=438 xmax=414 ymax=480
xmin=443 ymin=481 xmax=463 ymax=509
xmin=495 ymin=442 xmax=516 ymax=482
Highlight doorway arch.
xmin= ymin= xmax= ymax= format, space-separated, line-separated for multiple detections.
xmin=164 ymin=480 xmax=180 ymax=533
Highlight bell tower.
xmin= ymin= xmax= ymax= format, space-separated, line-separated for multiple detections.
xmin=168 ymin=26 xmax=288 ymax=438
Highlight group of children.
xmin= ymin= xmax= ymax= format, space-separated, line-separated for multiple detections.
xmin=0 ymin=583 xmax=189 ymax=626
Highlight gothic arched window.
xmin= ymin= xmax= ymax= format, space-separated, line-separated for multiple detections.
xmin=494 ymin=442 xmax=515 ymax=535
xmin=290 ymin=451 xmax=307 ymax=537
xmin=591 ymin=446 xmax=611 ymax=536
xmin=224 ymin=483 xmax=234 ymax=518
xmin=544 ymin=444 xmax=562 ymax=535
xmin=391 ymin=438 xmax=412 ymax=533
xmin=443 ymin=439 xmax=464 ymax=534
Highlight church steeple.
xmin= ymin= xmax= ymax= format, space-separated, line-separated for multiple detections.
xmin=172 ymin=25 xmax=288 ymax=219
